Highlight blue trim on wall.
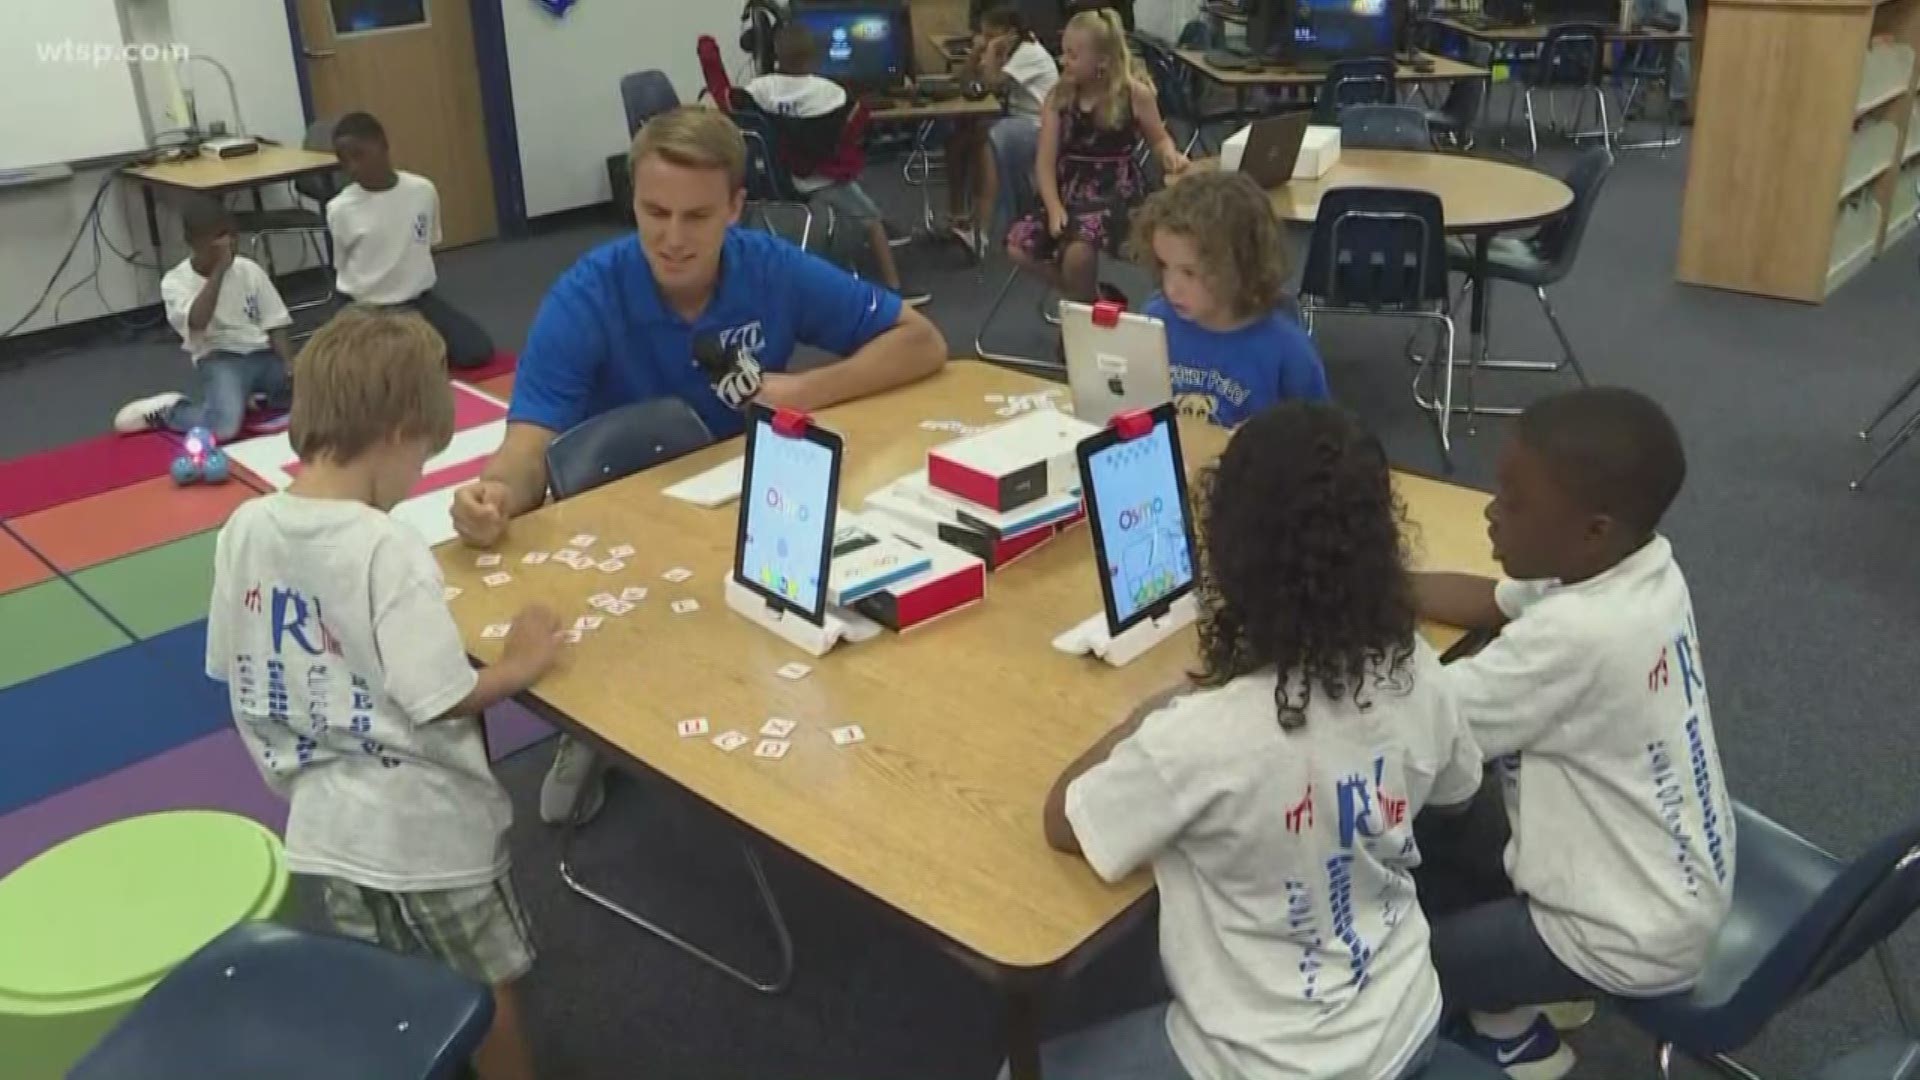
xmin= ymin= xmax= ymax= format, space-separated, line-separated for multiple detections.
xmin=283 ymin=0 xmax=316 ymax=124
xmin=471 ymin=0 xmax=528 ymax=236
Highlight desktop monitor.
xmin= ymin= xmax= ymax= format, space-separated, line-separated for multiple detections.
xmin=1287 ymin=0 xmax=1401 ymax=61
xmin=791 ymin=1 xmax=914 ymax=92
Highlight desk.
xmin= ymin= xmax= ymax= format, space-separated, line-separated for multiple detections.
xmin=436 ymin=361 xmax=1498 ymax=1076
xmin=1423 ymin=14 xmax=1692 ymax=43
xmin=1264 ymin=150 xmax=1571 ymax=422
xmin=869 ymin=95 xmax=1005 ymax=233
xmin=121 ymin=146 xmax=339 ymax=274
xmin=1174 ymin=49 xmax=1490 ymax=122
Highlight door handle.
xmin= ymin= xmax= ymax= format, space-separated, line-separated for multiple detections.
xmin=304 ymin=48 xmax=337 ymax=59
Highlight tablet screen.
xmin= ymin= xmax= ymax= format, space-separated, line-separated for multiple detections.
xmin=1082 ymin=413 xmax=1196 ymax=634
xmin=737 ymin=412 xmax=839 ymax=623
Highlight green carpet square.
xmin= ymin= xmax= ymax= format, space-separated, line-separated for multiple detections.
xmin=0 ymin=579 xmax=132 ymax=690
xmin=72 ymin=530 xmax=219 ymax=640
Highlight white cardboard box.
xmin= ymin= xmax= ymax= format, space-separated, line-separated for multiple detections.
xmin=926 ymin=410 xmax=1098 ymax=512
xmin=1219 ymin=123 xmax=1341 ymax=180
xmin=848 ymin=522 xmax=987 ymax=631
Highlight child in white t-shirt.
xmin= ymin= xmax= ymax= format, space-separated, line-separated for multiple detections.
xmin=1412 ymin=387 xmax=1733 ymax=1079
xmin=206 ymin=306 xmax=559 ymax=1080
xmin=113 ymin=197 xmax=293 ymax=440
xmin=944 ymin=4 xmax=1061 ymax=254
xmin=1039 ymin=403 xmax=1485 ymax=1080
xmin=327 ymin=111 xmax=496 ymax=368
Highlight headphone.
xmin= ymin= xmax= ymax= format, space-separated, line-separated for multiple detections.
xmin=740 ymin=0 xmax=788 ymax=75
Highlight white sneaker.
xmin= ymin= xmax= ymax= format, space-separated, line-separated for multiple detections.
xmin=539 ymin=735 xmax=606 ymax=825
xmin=113 ymin=391 xmax=185 ymax=434
xmin=1540 ymin=1000 xmax=1597 ymax=1031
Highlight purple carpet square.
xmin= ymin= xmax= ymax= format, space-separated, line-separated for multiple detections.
xmin=487 ymin=698 xmax=554 ymax=760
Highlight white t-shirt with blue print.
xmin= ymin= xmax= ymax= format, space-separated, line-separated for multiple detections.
xmin=1146 ymin=297 xmax=1330 ymax=429
xmin=508 ymin=227 xmax=902 ymax=441
xmin=161 ymin=255 xmax=291 ymax=362
xmin=206 ymin=493 xmax=508 ymax=893
xmin=1066 ymin=640 xmax=1483 ymax=1080
xmin=327 ymin=170 xmax=441 ymax=305
xmin=1445 ymin=535 xmax=1734 ymax=995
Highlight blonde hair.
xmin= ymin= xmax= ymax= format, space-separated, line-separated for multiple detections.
xmin=630 ymin=105 xmax=747 ymax=190
xmin=1128 ymin=171 xmax=1290 ymax=321
xmin=1056 ymin=8 xmax=1151 ymax=130
xmin=290 ymin=305 xmax=454 ymax=464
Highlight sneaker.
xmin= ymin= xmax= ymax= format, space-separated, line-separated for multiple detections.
xmin=113 ymin=391 xmax=186 ymax=434
xmin=947 ymin=220 xmax=984 ymax=259
xmin=538 ymin=735 xmax=607 ymax=825
xmin=885 ymin=220 xmax=913 ymax=248
xmin=1455 ymin=1014 xmax=1577 ymax=1080
xmin=897 ymin=283 xmax=932 ymax=308
xmin=1540 ymin=1000 xmax=1596 ymax=1031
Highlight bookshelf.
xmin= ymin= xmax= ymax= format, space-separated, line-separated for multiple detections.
xmin=1676 ymin=0 xmax=1920 ymax=302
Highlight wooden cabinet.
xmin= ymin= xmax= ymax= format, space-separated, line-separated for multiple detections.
xmin=1677 ymin=0 xmax=1920 ymax=301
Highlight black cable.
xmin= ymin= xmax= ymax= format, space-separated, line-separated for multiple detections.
xmin=0 ymin=170 xmax=115 ymax=342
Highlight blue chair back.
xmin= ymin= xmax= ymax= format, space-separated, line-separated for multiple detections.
xmin=1300 ymin=187 xmax=1449 ymax=310
xmin=1176 ymin=15 xmax=1222 ymax=50
xmin=1533 ymin=145 xmax=1613 ymax=275
xmin=1622 ymin=802 xmax=1920 ymax=1051
xmin=1313 ymin=57 xmax=1397 ymax=123
xmin=730 ymin=104 xmax=808 ymax=205
xmin=545 ymin=398 xmax=716 ymax=501
xmin=621 ymin=69 xmax=681 ymax=137
xmin=1340 ymin=103 xmax=1432 ymax=150
xmin=1529 ymin=24 xmax=1607 ymax=88
xmin=70 ymin=921 xmax=492 ymax=1080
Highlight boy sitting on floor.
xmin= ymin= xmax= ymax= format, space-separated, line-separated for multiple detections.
xmin=207 ymin=306 xmax=560 ymax=1080
xmin=327 ymin=111 xmax=496 ymax=368
xmin=744 ymin=24 xmax=930 ymax=307
xmin=1413 ymin=387 xmax=1734 ymax=1079
xmin=115 ymin=197 xmax=293 ymax=440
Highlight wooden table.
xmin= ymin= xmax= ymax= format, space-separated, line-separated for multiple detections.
xmin=1175 ymin=47 xmax=1488 ymax=88
xmin=437 ymin=361 xmax=1498 ymax=1076
xmin=869 ymin=95 xmax=1004 ymax=233
xmin=1423 ymin=14 xmax=1693 ymax=43
xmin=121 ymin=145 xmax=339 ymax=273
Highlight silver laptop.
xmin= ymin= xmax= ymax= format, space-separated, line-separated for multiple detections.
xmin=1061 ymin=300 xmax=1174 ymax=427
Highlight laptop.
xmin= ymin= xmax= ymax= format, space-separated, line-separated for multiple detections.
xmin=1237 ymin=112 xmax=1313 ymax=188
xmin=1061 ymin=301 xmax=1175 ymax=427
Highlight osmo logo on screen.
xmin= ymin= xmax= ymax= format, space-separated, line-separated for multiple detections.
xmin=35 ymin=39 xmax=190 ymax=67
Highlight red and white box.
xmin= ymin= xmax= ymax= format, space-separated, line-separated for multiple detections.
xmin=866 ymin=471 xmax=1083 ymax=569
xmin=926 ymin=410 xmax=1098 ymax=512
xmin=850 ymin=523 xmax=986 ymax=631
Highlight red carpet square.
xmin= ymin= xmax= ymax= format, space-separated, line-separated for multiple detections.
xmin=11 ymin=475 xmax=255 ymax=573
xmin=0 ymin=431 xmax=182 ymax=520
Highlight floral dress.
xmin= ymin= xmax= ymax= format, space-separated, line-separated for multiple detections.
xmin=1007 ymin=94 xmax=1145 ymax=260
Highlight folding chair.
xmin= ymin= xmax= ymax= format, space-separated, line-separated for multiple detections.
xmin=1504 ymin=24 xmax=1611 ymax=157
xmin=1341 ymin=104 xmax=1433 ymax=150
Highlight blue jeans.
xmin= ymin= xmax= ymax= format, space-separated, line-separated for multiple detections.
xmin=1026 ymin=1005 xmax=1440 ymax=1080
xmin=163 ymin=348 xmax=291 ymax=441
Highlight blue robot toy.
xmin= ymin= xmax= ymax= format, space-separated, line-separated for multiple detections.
xmin=170 ymin=426 xmax=231 ymax=485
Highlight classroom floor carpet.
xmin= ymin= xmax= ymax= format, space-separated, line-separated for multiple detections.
xmin=6 ymin=90 xmax=1920 ymax=1078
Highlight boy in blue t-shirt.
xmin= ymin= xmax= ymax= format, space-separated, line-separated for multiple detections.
xmin=1128 ymin=171 xmax=1329 ymax=428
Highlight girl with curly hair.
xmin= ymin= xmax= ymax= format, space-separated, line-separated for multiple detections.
xmin=1037 ymin=403 xmax=1482 ymax=1080
xmin=1128 ymin=170 xmax=1329 ymax=429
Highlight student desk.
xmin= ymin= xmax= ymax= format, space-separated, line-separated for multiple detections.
xmin=1421 ymin=14 xmax=1693 ymax=44
xmin=1174 ymin=48 xmax=1490 ymax=118
xmin=435 ymin=361 xmax=1499 ymax=1077
xmin=121 ymin=146 xmax=339 ymax=268
xmin=869 ymin=94 xmax=1006 ymax=234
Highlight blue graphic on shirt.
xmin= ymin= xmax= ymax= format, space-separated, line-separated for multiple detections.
xmin=236 ymin=584 xmax=402 ymax=776
xmin=1326 ymin=853 xmax=1372 ymax=991
xmin=244 ymin=292 xmax=261 ymax=325
xmin=1145 ymin=297 xmax=1330 ymax=428
xmin=413 ymin=212 xmax=431 ymax=243
xmin=1284 ymin=877 xmax=1324 ymax=1001
xmin=1646 ymin=738 xmax=1699 ymax=897
xmin=1687 ymin=716 xmax=1727 ymax=883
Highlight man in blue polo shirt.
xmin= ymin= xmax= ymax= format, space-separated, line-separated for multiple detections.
xmin=453 ymin=105 xmax=946 ymax=822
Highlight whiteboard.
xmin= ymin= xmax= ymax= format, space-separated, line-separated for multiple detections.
xmin=0 ymin=0 xmax=150 ymax=171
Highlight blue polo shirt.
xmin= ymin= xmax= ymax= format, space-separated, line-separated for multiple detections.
xmin=509 ymin=227 xmax=903 ymax=440
xmin=1147 ymin=296 xmax=1331 ymax=428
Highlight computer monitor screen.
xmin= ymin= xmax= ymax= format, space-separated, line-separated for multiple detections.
xmin=792 ymin=3 xmax=912 ymax=90
xmin=1290 ymin=0 xmax=1398 ymax=59
xmin=734 ymin=405 xmax=843 ymax=625
xmin=1077 ymin=404 xmax=1199 ymax=637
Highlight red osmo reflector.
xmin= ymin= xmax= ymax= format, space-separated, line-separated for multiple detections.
xmin=1113 ymin=409 xmax=1154 ymax=440
xmin=772 ymin=408 xmax=812 ymax=438
xmin=1091 ymin=299 xmax=1126 ymax=327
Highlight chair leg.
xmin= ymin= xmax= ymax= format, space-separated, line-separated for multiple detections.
xmin=1860 ymin=366 xmax=1920 ymax=440
xmin=1538 ymin=287 xmax=1589 ymax=387
xmin=1435 ymin=312 xmax=1456 ymax=468
xmin=1657 ymin=1041 xmax=1676 ymax=1080
xmin=1853 ymin=406 xmax=1920 ymax=491
xmin=1525 ymin=89 xmax=1540 ymax=158
xmin=1877 ymin=940 xmax=1920 ymax=1038
xmin=1595 ymin=86 xmax=1614 ymax=157
xmin=557 ymin=788 xmax=795 ymax=995
xmin=975 ymin=264 xmax=1063 ymax=373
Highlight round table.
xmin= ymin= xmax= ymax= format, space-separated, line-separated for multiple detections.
xmin=1267 ymin=149 xmax=1572 ymax=233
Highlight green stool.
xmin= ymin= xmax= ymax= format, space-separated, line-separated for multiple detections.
xmin=0 ymin=810 xmax=291 ymax=1080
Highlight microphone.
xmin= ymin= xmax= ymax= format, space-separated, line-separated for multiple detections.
xmin=692 ymin=333 xmax=764 ymax=410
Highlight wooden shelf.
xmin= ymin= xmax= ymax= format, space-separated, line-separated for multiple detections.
xmin=1828 ymin=199 xmax=1884 ymax=295
xmin=1856 ymin=43 xmax=1915 ymax=117
xmin=1841 ymin=120 xmax=1900 ymax=200
xmin=1886 ymin=206 xmax=1918 ymax=246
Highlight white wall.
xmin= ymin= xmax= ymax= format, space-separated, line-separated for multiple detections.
xmin=502 ymin=0 xmax=749 ymax=219
xmin=1137 ymin=0 xmax=1208 ymax=40
xmin=0 ymin=0 xmax=312 ymax=337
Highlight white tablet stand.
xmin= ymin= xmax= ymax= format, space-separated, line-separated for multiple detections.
xmin=725 ymin=577 xmax=880 ymax=657
xmin=1052 ymin=593 xmax=1198 ymax=668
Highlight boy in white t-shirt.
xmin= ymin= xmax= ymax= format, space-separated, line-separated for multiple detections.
xmin=327 ymin=111 xmax=496 ymax=368
xmin=1413 ymin=388 xmax=1733 ymax=1079
xmin=945 ymin=4 xmax=1061 ymax=255
xmin=113 ymin=197 xmax=293 ymax=440
xmin=206 ymin=307 xmax=560 ymax=1080
xmin=1038 ymin=404 xmax=1485 ymax=1080
xmin=745 ymin=26 xmax=930 ymax=307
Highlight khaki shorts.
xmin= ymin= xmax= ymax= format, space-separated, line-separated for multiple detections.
xmin=320 ymin=874 xmax=536 ymax=985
